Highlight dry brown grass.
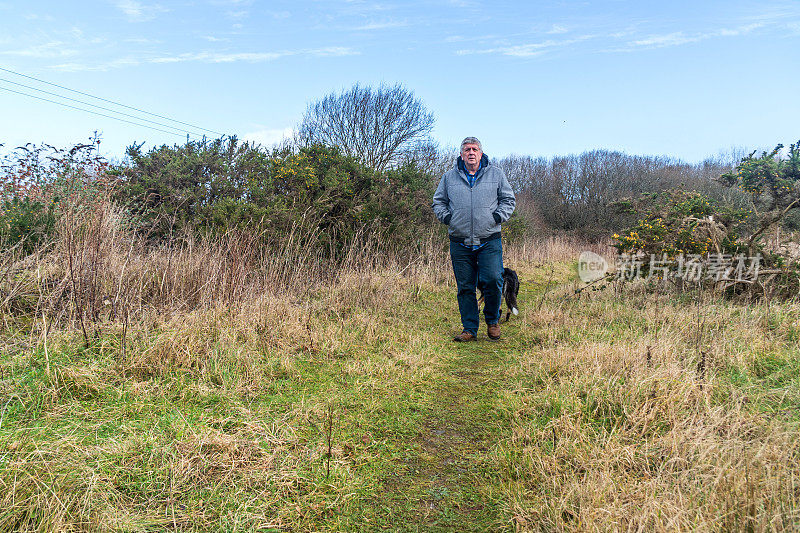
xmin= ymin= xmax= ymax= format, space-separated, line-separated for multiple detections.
xmin=499 ymin=289 xmax=800 ymax=532
xmin=505 ymin=234 xmax=613 ymax=265
xmin=0 ymin=202 xmax=457 ymax=326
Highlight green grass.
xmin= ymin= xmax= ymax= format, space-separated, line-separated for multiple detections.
xmin=1 ymin=261 xmax=799 ymax=531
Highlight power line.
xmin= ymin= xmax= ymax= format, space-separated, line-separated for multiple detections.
xmin=0 ymin=66 xmax=226 ymax=137
xmin=0 ymin=85 xmax=192 ymax=138
xmin=0 ymin=77 xmax=207 ymax=137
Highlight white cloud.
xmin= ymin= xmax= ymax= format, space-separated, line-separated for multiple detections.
xmin=717 ymin=22 xmax=766 ymax=37
xmin=457 ymin=35 xmax=594 ymax=57
xmin=116 ymin=0 xmax=143 ymax=18
xmin=125 ymin=37 xmax=162 ymax=44
xmin=630 ymin=31 xmax=699 ymax=48
xmin=151 ymin=47 xmax=357 ymax=64
xmin=0 ymin=41 xmax=79 ymax=58
xmin=452 ymin=13 xmax=792 ymax=60
xmin=242 ymin=128 xmax=294 ymax=147
xmin=49 ymin=56 xmax=141 ymax=72
xmin=448 ymin=0 xmax=477 ymax=7
xmin=115 ymin=0 xmax=167 ymax=22
xmin=609 ymin=29 xmax=637 ymax=39
xmin=742 ymin=4 xmax=800 ymax=25
xmin=624 ymin=22 xmax=766 ymax=50
xmin=310 ymin=47 xmax=359 ymax=57
xmin=152 ymin=51 xmax=286 ymax=63
xmin=24 ymin=12 xmax=55 ymax=21
xmin=458 ymin=45 xmax=544 ymax=58
xmin=48 ymin=46 xmax=359 ymax=71
xmin=352 ymin=20 xmax=408 ymax=31
xmin=546 ymin=24 xmax=568 ymax=35
xmin=341 ymin=1 xmax=396 ymax=12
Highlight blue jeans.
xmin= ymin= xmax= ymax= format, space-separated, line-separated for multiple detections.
xmin=449 ymin=239 xmax=503 ymax=336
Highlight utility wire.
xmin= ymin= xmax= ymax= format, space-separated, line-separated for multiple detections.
xmin=0 ymin=86 xmax=191 ymax=138
xmin=0 ymin=66 xmax=226 ymax=137
xmin=0 ymin=77 xmax=206 ymax=137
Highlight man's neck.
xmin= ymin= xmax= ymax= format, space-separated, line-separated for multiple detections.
xmin=464 ymin=161 xmax=480 ymax=174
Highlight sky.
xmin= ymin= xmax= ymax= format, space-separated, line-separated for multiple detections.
xmin=1 ymin=0 xmax=799 ymax=163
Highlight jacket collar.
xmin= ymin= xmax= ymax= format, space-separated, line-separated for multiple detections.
xmin=456 ymin=153 xmax=489 ymax=175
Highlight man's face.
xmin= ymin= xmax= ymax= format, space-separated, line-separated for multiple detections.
xmin=461 ymin=143 xmax=482 ymax=168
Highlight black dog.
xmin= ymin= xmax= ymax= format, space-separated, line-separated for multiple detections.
xmin=478 ymin=267 xmax=520 ymax=322
xmin=501 ymin=267 xmax=520 ymax=322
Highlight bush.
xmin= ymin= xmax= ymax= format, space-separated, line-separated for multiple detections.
xmin=0 ymin=197 xmax=56 ymax=254
xmin=718 ymin=141 xmax=800 ymax=254
xmin=611 ymin=190 xmax=749 ymax=258
xmin=610 ymin=142 xmax=800 ymax=297
xmin=1 ymin=141 xmax=113 ymax=255
xmin=119 ymin=136 xmax=270 ymax=239
xmin=362 ymin=162 xmax=438 ymax=247
xmin=117 ymin=138 xmax=439 ymax=254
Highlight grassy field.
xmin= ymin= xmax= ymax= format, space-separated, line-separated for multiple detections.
xmin=1 ymin=240 xmax=799 ymax=531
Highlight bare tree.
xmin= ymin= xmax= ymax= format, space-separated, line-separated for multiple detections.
xmin=495 ymin=149 xmax=746 ymax=232
xmin=398 ymin=141 xmax=458 ymax=178
xmin=297 ymin=83 xmax=435 ymax=172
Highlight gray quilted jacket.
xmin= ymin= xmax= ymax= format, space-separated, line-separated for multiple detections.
xmin=432 ymin=154 xmax=516 ymax=247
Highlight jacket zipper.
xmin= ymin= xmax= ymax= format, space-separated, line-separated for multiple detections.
xmin=470 ymin=181 xmax=474 ymax=246
xmin=469 ymin=166 xmax=483 ymax=247
xmin=462 ymin=162 xmax=483 ymax=247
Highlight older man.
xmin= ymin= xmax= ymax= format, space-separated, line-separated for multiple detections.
xmin=432 ymin=137 xmax=516 ymax=341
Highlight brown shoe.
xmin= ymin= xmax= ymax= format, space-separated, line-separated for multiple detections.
xmin=487 ymin=323 xmax=501 ymax=341
xmin=453 ymin=331 xmax=477 ymax=342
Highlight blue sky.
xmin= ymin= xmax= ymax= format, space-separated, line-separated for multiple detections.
xmin=1 ymin=0 xmax=798 ymax=163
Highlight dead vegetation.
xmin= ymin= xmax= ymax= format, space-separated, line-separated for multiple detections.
xmin=499 ymin=289 xmax=800 ymax=531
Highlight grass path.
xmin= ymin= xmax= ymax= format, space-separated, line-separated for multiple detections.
xmin=349 ymin=267 xmax=561 ymax=532
xmin=379 ymin=340 xmax=512 ymax=530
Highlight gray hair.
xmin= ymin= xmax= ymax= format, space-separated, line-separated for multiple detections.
xmin=460 ymin=136 xmax=482 ymax=152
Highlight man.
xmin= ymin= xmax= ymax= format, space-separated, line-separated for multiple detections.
xmin=432 ymin=137 xmax=516 ymax=341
